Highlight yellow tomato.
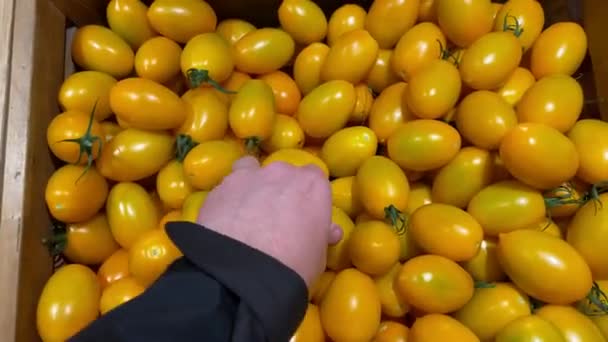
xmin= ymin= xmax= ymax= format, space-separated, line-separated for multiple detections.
xmin=327 ymin=207 xmax=355 ymax=271
xmin=579 ymin=280 xmax=608 ymax=339
xmin=368 ymin=82 xmax=417 ymax=143
xmin=181 ymin=191 xmax=209 ymax=223
xmin=495 ymin=315 xmax=567 ymax=342
xmin=261 ymin=114 xmax=305 ymax=153
xmin=374 ymin=321 xmax=410 ymax=342
xmin=262 ymin=148 xmax=329 ymax=177
xmin=63 ymin=213 xmax=119 ymax=265
xmin=406 ymin=182 xmax=432 ymax=214
xmin=392 ymin=22 xmax=446 ymax=82
xmin=530 ymin=22 xmax=588 ymax=79
xmin=158 ymin=210 xmax=182 ymax=230
xmin=156 ymin=160 xmax=193 ymax=210
xmin=97 ymin=249 xmax=130 ymax=290
xmin=107 ymin=0 xmax=156 ymax=49
xmin=71 ymin=25 xmax=134 ymax=78
xmin=374 ymin=263 xmax=409 ymax=318
xmin=496 ymin=67 xmax=536 ymax=107
xmin=234 ymin=28 xmax=295 ymax=74
xmin=569 ymin=119 xmax=608 ymax=184
xmin=58 ymin=71 xmax=116 ymax=121
xmin=215 ymin=19 xmax=256 ymax=46
xmin=219 ymin=71 xmax=252 ymax=105
xmin=101 ymin=122 xmax=121 ymax=144
xmin=367 ymin=49 xmax=401 ymax=93
xmin=278 ymin=0 xmax=327 ymax=44
xmin=410 ymin=314 xmax=480 ymax=342
xmin=536 ymin=305 xmax=605 ymax=342
xmin=525 ymin=218 xmax=563 ymax=239
xmin=321 ymin=29 xmax=379 ymax=84
xmin=290 ymin=304 xmax=324 ymax=342
xmin=228 ymin=79 xmax=276 ymax=143
xmin=327 ymin=4 xmax=367 ymax=46
xmin=419 ymin=0 xmax=438 ymax=22
xmin=99 ymin=277 xmax=145 ymax=315
xmin=181 ymin=32 xmax=234 ymax=85
xmin=293 ymin=42 xmax=330 ymax=95
xmin=47 ymin=110 xmax=104 ymax=165
xmin=134 ymin=37 xmax=182 ymax=84
xmin=258 ymin=70 xmax=302 ymax=116
xmin=494 ymin=0 xmax=544 ymax=51
xmin=147 ymin=0 xmax=216 ymax=43
xmin=365 ymin=0 xmax=420 ymax=48
xmin=310 ymin=270 xmax=335 ymax=304
xmin=350 ymin=83 xmax=374 ymax=124
xmin=461 ymin=238 xmax=507 ymax=282
xmin=129 ymin=227 xmax=183 ymax=287
xmin=436 ymin=0 xmax=494 ymax=48
xmin=320 ymin=126 xmax=378 ymax=178
xmin=320 ymin=268 xmax=381 ymax=342
xmin=178 ymin=88 xmax=228 ymax=143
xmin=349 ymin=220 xmax=401 ymax=276
xmin=388 ymin=119 xmax=461 ymax=171
xmin=331 ymin=176 xmax=362 ymax=218
xmin=183 ymin=140 xmax=243 ymax=190
xmin=37 ymin=264 xmax=100 ymax=342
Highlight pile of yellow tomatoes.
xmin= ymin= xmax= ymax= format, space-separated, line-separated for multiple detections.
xmin=36 ymin=0 xmax=608 ymax=341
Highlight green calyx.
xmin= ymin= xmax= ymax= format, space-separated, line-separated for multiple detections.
xmin=502 ymin=12 xmax=524 ymax=38
xmin=186 ymin=68 xmax=237 ymax=94
xmin=544 ymin=181 xmax=608 ymax=218
xmin=175 ymin=134 xmax=199 ymax=162
xmin=245 ymin=137 xmax=262 ymax=156
xmin=474 ymin=281 xmax=496 ymax=289
xmin=436 ymin=39 xmax=460 ymax=67
xmin=41 ymin=220 xmax=67 ymax=257
xmin=384 ymin=205 xmax=407 ymax=235
xmin=581 ymin=282 xmax=608 ymax=316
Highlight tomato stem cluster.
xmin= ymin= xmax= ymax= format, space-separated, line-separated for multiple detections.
xmin=245 ymin=137 xmax=262 ymax=156
xmin=582 ymin=282 xmax=608 ymax=315
xmin=186 ymin=68 xmax=237 ymax=94
xmin=436 ymin=39 xmax=460 ymax=67
xmin=41 ymin=220 xmax=67 ymax=257
xmin=474 ymin=280 xmax=496 ymax=289
xmin=175 ymin=134 xmax=198 ymax=162
xmin=502 ymin=12 xmax=524 ymax=38
xmin=384 ymin=205 xmax=407 ymax=235
xmin=544 ymin=181 xmax=608 ymax=218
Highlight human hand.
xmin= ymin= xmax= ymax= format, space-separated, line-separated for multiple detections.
xmin=197 ymin=156 xmax=343 ymax=287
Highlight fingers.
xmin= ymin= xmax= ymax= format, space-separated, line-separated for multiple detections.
xmin=328 ymin=223 xmax=343 ymax=245
xmin=232 ymin=156 xmax=260 ymax=171
xmin=301 ymin=164 xmax=328 ymax=181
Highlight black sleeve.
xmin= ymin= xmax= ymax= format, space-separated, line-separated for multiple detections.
xmin=70 ymin=222 xmax=308 ymax=342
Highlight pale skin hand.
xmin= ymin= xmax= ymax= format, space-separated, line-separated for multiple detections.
xmin=197 ymin=156 xmax=343 ymax=288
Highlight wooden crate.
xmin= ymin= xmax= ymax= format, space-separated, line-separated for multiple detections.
xmin=0 ymin=0 xmax=607 ymax=341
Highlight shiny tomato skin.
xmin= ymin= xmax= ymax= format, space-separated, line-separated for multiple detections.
xmin=495 ymin=315 xmax=567 ymax=342
xmin=392 ymin=22 xmax=446 ymax=82
xmin=234 ymin=28 xmax=295 ymax=75
xmin=228 ymin=79 xmax=276 ymax=141
xmin=261 ymin=114 xmax=305 ymax=153
xmin=45 ymin=165 xmax=108 ymax=223
xmin=409 ymin=314 xmax=480 ymax=342
xmin=367 ymin=49 xmax=401 ymax=93
xmin=290 ymin=304 xmax=324 ymax=342
xmin=530 ymin=22 xmax=587 ymax=79
xmin=262 ymin=148 xmax=329 ymax=177
xmin=327 ymin=4 xmax=367 ymax=46
xmin=110 ymin=78 xmax=187 ymax=130
xmin=331 ymin=176 xmax=362 ymax=218
xmin=97 ymin=249 xmax=130 ymax=290
xmin=437 ymin=0 xmax=494 ymax=48
xmin=129 ymin=227 xmax=183 ymax=287
xmin=321 ymin=126 xmax=378 ymax=178
xmin=59 ymin=71 xmax=116 ymax=121
xmin=106 ymin=0 xmax=156 ymax=49
xmin=496 ymin=67 xmax=536 ymax=106
xmin=326 ymin=207 xmax=355 ymax=271
xmin=296 ymin=80 xmax=356 ymax=138
xmin=71 ymin=25 xmax=134 ymax=78
xmin=498 ymin=230 xmax=593 ymax=304
xmin=99 ymin=277 xmax=145 ymax=315
xmin=368 ymin=82 xmax=417 ymax=143
xmin=494 ymin=0 xmax=544 ymax=51
xmin=178 ymin=88 xmax=228 ymax=143
xmin=181 ymin=32 xmax=234 ymax=84
xmin=156 ymin=160 xmax=193 ymax=210
xmin=181 ymin=191 xmax=209 ymax=223
xmin=397 ymin=254 xmax=474 ymax=313
xmin=467 ymin=180 xmax=545 ymax=236
xmin=535 ymin=305 xmax=605 ymax=342
xmin=320 ymin=268 xmax=381 ymax=342
xmin=406 ymin=182 xmax=432 ymax=214
xmin=215 ymin=19 xmax=256 ymax=46
xmin=365 ymin=0 xmax=420 ymax=49
xmin=293 ymin=42 xmax=330 ymax=95
xmin=374 ymin=263 xmax=409 ymax=318
xmin=349 ymin=220 xmax=401 ymax=276
xmin=310 ymin=270 xmax=335 ymax=304
xmin=405 ymin=59 xmax=461 ymax=119
xmin=374 ymin=321 xmax=409 ymax=342
xmin=387 ymin=119 xmax=461 ymax=171
xmin=37 ymin=264 xmax=100 ymax=342
xmin=321 ymin=29 xmax=379 ymax=84
xmin=258 ymin=70 xmax=302 ymax=116
xmin=278 ymin=0 xmax=327 ymax=44
xmin=147 ymin=0 xmax=216 ymax=44
xmin=183 ymin=140 xmax=243 ymax=190
xmin=63 ymin=213 xmax=119 ymax=265
xmin=499 ymin=123 xmax=579 ymax=190
xmin=418 ymin=0 xmax=438 ymax=22
xmin=461 ymin=238 xmax=507 ymax=282
xmin=134 ymin=36 xmax=182 ymax=84
xmin=568 ymin=119 xmax=608 ymax=184
xmin=47 ymin=110 xmax=104 ymax=165
xmin=355 ymin=156 xmax=410 ymax=220
xmin=459 ymin=32 xmax=522 ymax=90
xmin=516 ymin=75 xmax=583 ymax=133
xmin=218 ymin=71 xmax=252 ymax=105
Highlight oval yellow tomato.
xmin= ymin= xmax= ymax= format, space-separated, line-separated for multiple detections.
xmin=178 ymin=88 xmax=228 ymax=143
xmin=530 ymin=22 xmax=587 ymax=79
xmin=392 ymin=22 xmax=446 ymax=82
xmin=293 ymin=42 xmax=330 ymax=95
xmin=107 ymin=0 xmax=156 ymax=49
xmin=97 ymin=249 xmax=130 ymax=290
xmin=349 ymin=220 xmax=401 ymax=276
xmin=536 ymin=305 xmax=605 ymax=342
xmin=181 ymin=32 xmax=234 ymax=85
xmin=47 ymin=110 xmax=104 ymax=165
xmin=568 ymin=119 xmax=608 ymax=184
xmin=228 ymin=79 xmax=276 ymax=142
xmin=134 ymin=36 xmax=182 ymax=84
xmin=410 ymin=314 xmax=480 ymax=342
xmin=181 ymin=191 xmax=209 ymax=223
xmin=374 ymin=263 xmax=409 ymax=318
xmin=215 ymin=19 xmax=256 ymax=46
xmin=367 ymin=49 xmax=401 ymax=93
xmin=258 ymin=70 xmax=301 ymax=116
xmin=158 ymin=210 xmax=182 ymax=230
xmin=290 ymin=304 xmax=324 ymax=342
xmin=495 ymin=315 xmax=567 ymax=342
xmin=374 ymin=321 xmax=409 ymax=342
xmin=326 ymin=206 xmax=355 ymax=271
xmin=218 ymin=71 xmax=252 ymax=105
xmin=278 ymin=0 xmax=327 ymax=44
xmin=331 ymin=176 xmax=362 ymax=218
xmin=310 ymin=270 xmax=335 ymax=304
xmin=461 ymin=238 xmax=507 ymax=282
xmin=147 ymin=0 xmax=216 ymax=43
xmin=156 ymin=160 xmax=193 ymax=210
xmin=321 ymin=126 xmax=378 ymax=178
xmin=496 ymin=67 xmax=536 ymax=106
xmin=406 ymin=182 xmax=432 ymax=214
xmin=71 ymin=25 xmax=134 ymax=78
xmin=234 ymin=28 xmax=295 ymax=75
xmin=59 ymin=71 xmax=116 ymax=121
xmin=419 ymin=0 xmax=438 ymax=22
xmin=129 ymin=227 xmax=183 ymax=287
xmin=327 ymin=4 xmax=367 ymax=46
xmin=321 ymin=29 xmax=379 ymax=84
xmin=525 ymin=218 xmax=564 ymax=239
xmin=261 ymin=114 xmax=305 ymax=153
xmin=368 ymin=82 xmax=417 ymax=143
xmin=99 ymin=277 xmax=145 ymax=315
xmin=183 ymin=140 xmax=243 ymax=190
xmin=63 ymin=213 xmax=119 ymax=265
xmin=494 ymin=0 xmax=544 ymax=51
xmin=437 ymin=0 xmax=494 ymax=48
xmin=365 ymin=0 xmax=420 ymax=49
xmin=262 ymin=148 xmax=329 ymax=177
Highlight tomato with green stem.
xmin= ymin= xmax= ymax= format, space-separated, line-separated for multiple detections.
xmin=494 ymin=0 xmax=544 ymax=51
xmin=181 ymin=32 xmax=235 ymax=92
xmin=147 ymin=0 xmax=217 ymax=44
xmin=156 ymin=135 xmax=197 ymax=210
xmin=58 ymin=71 xmax=116 ymax=121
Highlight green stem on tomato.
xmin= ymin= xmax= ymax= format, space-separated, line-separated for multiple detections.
xmin=41 ymin=220 xmax=67 ymax=257
xmin=175 ymin=134 xmax=199 ymax=162
xmin=384 ymin=205 xmax=407 ymax=235
xmin=186 ymin=68 xmax=237 ymax=94
xmin=502 ymin=12 xmax=524 ymax=38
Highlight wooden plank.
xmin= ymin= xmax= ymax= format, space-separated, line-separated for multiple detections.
xmin=51 ymin=0 xmax=107 ymax=26
xmin=583 ymin=0 xmax=608 ymax=121
xmin=0 ymin=0 xmax=15 ymax=219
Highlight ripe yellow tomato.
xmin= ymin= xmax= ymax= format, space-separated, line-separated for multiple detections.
xmin=181 ymin=191 xmax=209 ymax=223
xmin=97 ymin=249 xmax=130 ymax=290
xmin=327 ymin=4 xmax=367 ymax=46
xmin=310 ymin=270 xmax=335 ymax=304
xmin=467 ymin=180 xmax=545 ymax=236
xmin=96 ymin=128 xmax=174 ymax=182
xmin=159 ymin=210 xmax=182 ymax=230
xmin=419 ymin=0 xmax=438 ymax=22
xmin=569 ymin=119 xmax=608 ymax=184
xmin=350 ymin=83 xmax=374 ymax=124
xmin=134 ymin=37 xmax=182 ymax=84
xmin=374 ymin=321 xmax=410 ymax=342
xmin=156 ymin=160 xmax=193 ymax=210
xmin=106 ymin=0 xmax=156 ymax=49
xmin=499 ymin=123 xmax=579 ymax=190
xmin=58 ymin=71 xmax=116 ymax=121
xmin=392 ymin=22 xmax=446 ymax=82
xmin=47 ymin=110 xmax=103 ymax=165
xmin=410 ymin=203 xmax=483 ymax=261
xmin=63 ymin=213 xmax=119 ymax=265
xmin=355 ymin=156 xmax=410 ymax=220
xmin=290 ymin=304 xmax=324 ymax=342
xmin=460 ymin=32 xmax=522 ymax=90
xmin=71 ymin=25 xmax=134 ymax=78
xmin=331 ymin=176 xmax=362 ymax=218
xmin=321 ymin=126 xmax=378 ymax=178
xmin=410 ymin=314 xmax=480 ymax=342
xmin=494 ymin=0 xmax=544 ymax=51
xmin=365 ymin=0 xmax=419 ymax=49
xmin=405 ymin=59 xmax=461 ymax=119
xmin=388 ymin=119 xmax=461 ymax=171
xmin=219 ymin=71 xmax=252 ymax=105
xmin=261 ymin=114 xmax=305 ymax=153
xmin=461 ymin=238 xmax=507 ymax=282
xmin=106 ymin=182 xmax=159 ymax=249
xmin=181 ymin=32 xmax=234 ymax=85
xmin=536 ymin=305 xmax=605 ymax=342
xmin=45 ymin=165 xmax=108 ymax=223
xmin=367 ymin=49 xmax=401 ymax=93
xmin=147 ymin=0 xmax=216 ymax=43
xmin=294 ymin=45 xmax=330 ymax=97
xmin=100 ymin=120 xmax=121 ymax=144
xmin=397 ymin=255 xmax=474 ymax=313
xmin=517 ymin=75 xmax=583 ymax=133
xmin=432 ymin=147 xmax=493 ymax=209
xmin=496 ymin=67 xmax=536 ymax=106
xmin=262 ymin=148 xmax=329 ymax=177
xmin=454 ymin=283 xmax=531 ymax=341
xmin=178 ymin=88 xmax=228 ymax=143
xmin=437 ymin=0 xmax=494 ymax=47
xmin=530 ymin=22 xmax=587 ymax=79
xmin=579 ymin=280 xmax=608 ymax=339
xmin=320 ymin=268 xmax=381 ymax=342
xmin=215 ymin=19 xmax=256 ymax=46
xmin=296 ymin=80 xmax=356 ymax=138
xmin=498 ymin=230 xmax=593 ymax=304
xmin=278 ymin=0 xmax=327 ymax=44
xmin=321 ymin=29 xmax=379 ymax=84
xmin=37 ymin=264 xmax=100 ymax=342
xmin=349 ymin=220 xmax=401 ymax=276
xmin=183 ymin=140 xmax=243 ymax=190
xmin=406 ymin=182 xmax=432 ymax=214
xmin=495 ymin=315 xmax=567 ymax=342
xmin=129 ymin=227 xmax=183 ymax=287
xmin=525 ymin=218 xmax=564 ymax=239
xmin=99 ymin=277 xmax=145 ymax=315
xmin=234 ymin=28 xmax=295 ymax=75
xmin=258 ymin=70 xmax=301 ymax=116
xmin=374 ymin=263 xmax=409 ymax=318
xmin=228 ymin=79 xmax=276 ymax=142
xmin=368 ymin=82 xmax=417 ymax=143
xmin=327 ymin=207 xmax=355 ymax=271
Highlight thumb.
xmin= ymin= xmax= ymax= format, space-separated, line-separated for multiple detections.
xmin=327 ymin=223 xmax=343 ymax=245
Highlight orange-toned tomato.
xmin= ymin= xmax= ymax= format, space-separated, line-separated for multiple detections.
xmin=499 ymin=123 xmax=579 ymax=189
xmin=321 ymin=126 xmax=378 ymax=178
xmin=388 ymin=119 xmax=461 ymax=171
xmin=278 ymin=0 xmax=327 ymax=44
xmin=569 ymin=119 xmax=608 ymax=184
xmin=530 ymin=22 xmax=587 ymax=79
xmin=158 ymin=210 xmax=182 ymax=230
xmin=461 ymin=238 xmax=507 ymax=282
xmin=45 ymin=165 xmax=108 ymax=223
xmin=418 ymin=0 xmax=438 ymax=22
xmin=181 ymin=191 xmax=209 ymax=223
xmin=178 ymin=88 xmax=228 ymax=143
xmin=405 ymin=59 xmax=461 ymax=119
xmin=156 ymin=160 xmax=193 ymax=210
xmin=129 ymin=227 xmax=182 ymax=287
xmin=134 ymin=37 xmax=181 ymax=84
xmin=320 ymin=268 xmax=382 ymax=342
xmin=365 ymin=0 xmax=420 ymax=49
xmin=355 ymin=156 xmax=410 ymax=220
xmin=327 ymin=4 xmax=367 ymax=46
xmin=215 ymin=19 xmax=256 ymax=46
xmin=495 ymin=315 xmax=567 ymax=342
xmin=180 ymin=32 xmax=234 ymax=85
xmin=59 ymin=71 xmax=116 ymax=121
xmin=374 ymin=263 xmax=409 ymax=317
xmin=536 ymin=305 xmax=605 ymax=342
xmin=331 ymin=176 xmax=362 ymax=218
xmin=296 ymin=80 xmax=356 ymax=138
xmin=350 ymin=83 xmax=374 ymax=124
xmin=310 ymin=270 xmax=335 ymax=304
xmin=367 ymin=49 xmax=401 ymax=93
xmin=234 ymin=28 xmax=295 ymax=74
xmin=261 ymin=114 xmax=305 ymax=153
xmin=468 ymin=180 xmax=545 ymax=236
xmin=262 ymin=148 xmax=329 ymax=177
xmin=47 ymin=110 xmax=103 ymax=165
xmin=107 ymin=0 xmax=156 ymax=49
xmin=228 ymin=79 xmax=276 ymax=142
xmin=183 ymin=140 xmax=243 ymax=190
xmin=290 ymin=304 xmax=325 ymax=342
xmin=99 ymin=277 xmax=145 ymax=315
xmin=374 ymin=321 xmax=410 ymax=342
xmin=436 ymin=0 xmax=494 ymax=47
xmin=97 ymin=249 xmax=130 ymax=289
xmin=100 ymin=121 xmax=122 ymax=143
xmin=410 ymin=203 xmax=483 ymax=261
xmin=494 ymin=0 xmax=544 ymax=51
xmin=392 ymin=22 xmax=446 ymax=82
xmin=397 ymin=255 xmax=474 ymax=313
xmin=321 ymin=29 xmax=379 ymax=84
xmin=496 ymin=67 xmax=536 ymax=106
xmin=454 ymin=283 xmax=531 ymax=341
xmin=349 ymin=220 xmax=401 ymax=276
xmin=63 ymin=213 xmax=119 ymax=265
xmin=259 ymin=71 xmax=301 ymax=116
xmin=293 ymin=42 xmax=330 ymax=95
xmin=498 ymin=230 xmax=593 ymax=304
xmin=368 ymin=82 xmax=417 ymax=143
xmin=410 ymin=314 xmax=480 ymax=342
xmin=327 ymin=207 xmax=355 ymax=271
xmin=147 ymin=0 xmax=216 ymax=43
xmin=71 ymin=25 xmax=134 ymax=78
xmin=37 ymin=264 xmax=100 ymax=342
xmin=406 ymin=182 xmax=432 ymax=214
